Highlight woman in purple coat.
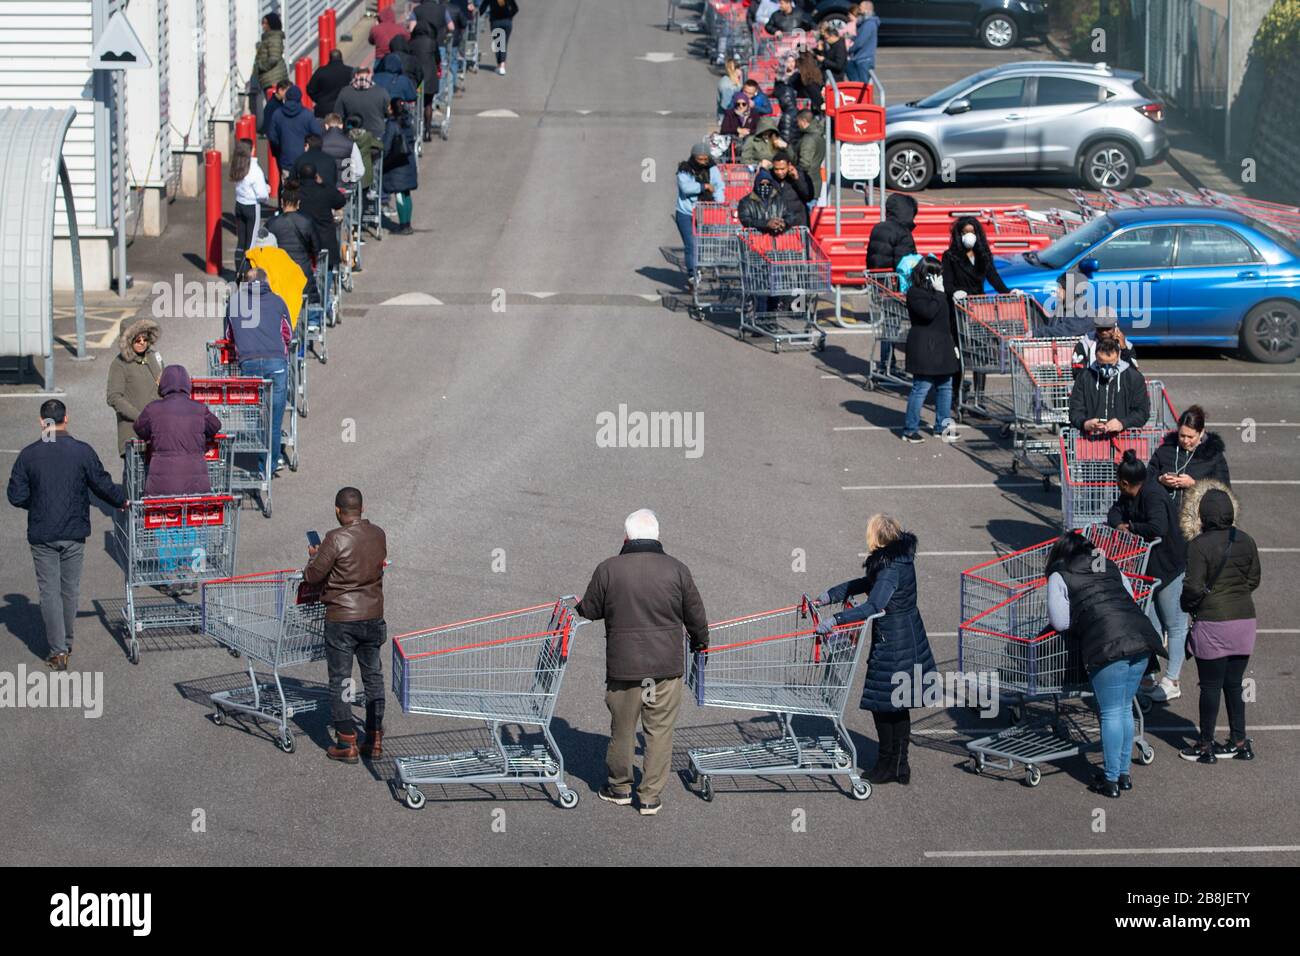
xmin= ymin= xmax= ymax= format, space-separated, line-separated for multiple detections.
xmin=133 ymin=366 xmax=221 ymax=496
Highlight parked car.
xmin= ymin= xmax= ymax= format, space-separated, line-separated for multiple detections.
xmin=996 ymin=206 xmax=1300 ymax=363
xmin=811 ymin=0 xmax=1048 ymax=49
xmin=881 ymin=61 xmax=1168 ymax=192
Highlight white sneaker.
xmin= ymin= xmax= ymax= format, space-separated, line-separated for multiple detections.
xmin=1148 ymin=676 xmax=1181 ymax=702
xmin=497 ymin=64 xmax=506 ymax=76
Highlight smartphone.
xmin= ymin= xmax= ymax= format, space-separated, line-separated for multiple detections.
xmin=306 ymin=530 xmax=321 ymax=548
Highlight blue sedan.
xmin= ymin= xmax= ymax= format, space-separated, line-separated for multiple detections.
xmin=995 ymin=206 xmax=1300 ymax=362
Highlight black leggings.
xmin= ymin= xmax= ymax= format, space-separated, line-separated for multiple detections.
xmin=492 ymin=18 xmax=513 ymax=64
xmin=1195 ymin=654 xmax=1249 ymax=744
xmin=872 ymin=709 xmax=911 ymax=761
xmin=234 ymin=202 xmax=258 ymax=276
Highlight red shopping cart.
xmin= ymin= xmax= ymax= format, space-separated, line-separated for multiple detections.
xmin=736 ymin=227 xmax=831 ymax=352
xmin=1059 ymin=427 xmax=1169 ymax=529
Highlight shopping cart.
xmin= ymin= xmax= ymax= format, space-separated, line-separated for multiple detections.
xmin=206 ymin=339 xmax=239 ymax=377
xmin=685 ymin=595 xmax=882 ymax=801
xmin=360 ymin=152 xmax=384 ymax=240
xmin=1008 ymin=337 xmax=1078 ymax=484
xmin=340 ymin=182 xmax=362 ymax=283
xmin=717 ymin=162 xmax=755 ymax=206
xmin=1148 ymin=379 xmax=1177 ymax=431
xmin=283 ymin=336 xmax=304 ymax=474
xmin=123 ymin=436 xmax=235 ymax=500
xmin=667 ymin=0 xmax=704 ymax=32
xmin=201 ymin=569 xmax=329 ymax=753
xmin=429 ymin=38 xmax=454 ymax=140
xmin=117 ymin=494 xmax=240 ymax=664
xmin=959 ymin=574 xmax=1158 ymax=786
xmin=1059 ymin=427 xmax=1169 ymax=530
xmin=708 ymin=3 xmax=752 ymax=64
xmin=954 ymin=293 xmax=1039 ymax=419
xmin=300 ymin=251 xmax=330 ymax=366
xmin=690 ymin=202 xmax=742 ymax=315
xmin=960 ymin=523 xmax=1159 ymax=625
xmin=737 ymin=227 xmax=830 ymax=352
xmin=462 ymin=9 xmax=481 ymax=73
xmin=392 ymin=597 xmax=590 ymax=810
xmin=191 ymin=377 xmax=275 ymax=518
xmin=861 ymin=270 xmax=910 ymax=390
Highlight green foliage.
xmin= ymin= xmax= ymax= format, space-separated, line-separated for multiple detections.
xmin=1255 ymin=0 xmax=1300 ymax=72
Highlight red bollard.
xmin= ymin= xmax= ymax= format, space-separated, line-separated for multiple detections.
xmin=318 ymin=15 xmax=332 ymax=65
xmin=378 ymin=0 xmax=393 ymax=12
xmin=295 ymin=57 xmax=314 ymax=109
xmin=204 ymin=150 xmax=222 ymax=276
xmin=235 ymin=113 xmax=256 ymax=153
xmin=325 ymin=8 xmax=337 ymax=51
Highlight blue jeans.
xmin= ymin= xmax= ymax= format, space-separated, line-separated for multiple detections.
xmin=845 ymin=61 xmax=872 ymax=84
xmin=1090 ymin=653 xmax=1147 ymax=781
xmin=676 ymin=209 xmax=696 ymax=276
xmin=904 ymin=374 xmax=953 ymax=434
xmin=1147 ymin=572 xmax=1189 ymax=681
xmin=239 ymin=357 xmax=288 ymax=474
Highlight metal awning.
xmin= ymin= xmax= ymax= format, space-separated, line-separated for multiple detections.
xmin=0 ymin=107 xmax=86 ymax=390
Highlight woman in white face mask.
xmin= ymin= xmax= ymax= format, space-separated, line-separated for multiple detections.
xmin=900 ymin=256 xmax=961 ymax=442
xmin=941 ymin=216 xmax=1021 ymax=408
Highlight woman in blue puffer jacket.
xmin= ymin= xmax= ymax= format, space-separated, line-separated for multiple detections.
xmin=814 ymin=513 xmax=937 ymax=785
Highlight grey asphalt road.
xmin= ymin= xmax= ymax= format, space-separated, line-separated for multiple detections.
xmin=1 ymin=1 xmax=1297 ymax=867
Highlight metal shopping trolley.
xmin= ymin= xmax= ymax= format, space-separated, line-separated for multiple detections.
xmin=339 ymin=184 xmax=358 ymax=290
xmin=954 ymin=293 xmax=1039 ymax=420
xmin=1008 ymin=337 xmax=1078 ymax=485
xmin=737 ymin=227 xmax=830 ymax=352
xmin=429 ymin=39 xmax=454 ymax=140
xmin=201 ymin=570 xmax=331 ymax=753
xmin=685 ymin=596 xmax=883 ymax=802
xmin=462 ymin=8 xmax=481 ymax=73
xmin=690 ymin=202 xmax=741 ymax=315
xmin=301 ymin=251 xmax=330 ymax=366
xmin=958 ymin=574 xmax=1158 ymax=786
xmin=123 ymin=436 xmax=235 ymax=500
xmin=118 ymin=494 xmax=240 ymax=664
xmin=206 ymin=339 xmax=239 ymax=377
xmin=392 ymin=598 xmax=590 ymax=810
xmin=1059 ymin=427 xmax=1169 ymax=530
xmin=959 ymin=524 xmax=1158 ymax=626
xmin=861 ymin=270 xmax=910 ymax=390
xmin=192 ymin=377 xmax=275 ymax=517
xmin=717 ymin=162 xmax=755 ymax=206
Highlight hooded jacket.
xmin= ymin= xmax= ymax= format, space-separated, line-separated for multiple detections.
xmin=825 ymin=533 xmax=938 ymax=712
xmin=306 ymin=55 xmax=354 ymax=118
xmin=849 ymin=14 xmax=880 ymax=67
xmin=795 ymin=113 xmax=826 ymax=185
xmin=374 ymin=52 xmax=418 ymax=103
xmin=1149 ymin=430 xmax=1230 ymax=513
xmin=381 ymin=113 xmax=420 ymax=194
xmin=388 ymin=35 xmax=425 ymax=92
xmin=133 ymin=366 xmax=221 ymax=497
xmin=577 ymin=539 xmax=710 ymax=682
xmin=368 ymin=7 xmax=409 ymax=59
xmin=106 ymin=318 xmax=162 ymax=454
xmin=267 ymin=87 xmax=324 ymax=168
xmin=1048 ymin=552 xmax=1165 ymax=674
xmin=867 ymin=194 xmax=918 ymax=271
xmin=335 ymin=80 xmax=390 ymax=139
xmin=223 ymin=281 xmax=292 ymax=361
xmin=739 ymin=116 xmax=782 ymax=166
xmin=1107 ymin=474 xmax=1187 ymax=585
xmin=1068 ymin=358 xmax=1150 ymax=432
xmin=905 ymin=281 xmax=961 ymax=377
xmin=737 ymin=171 xmax=802 ymax=233
xmin=1179 ymin=482 xmax=1260 ymax=623
xmin=254 ymin=29 xmax=289 ymax=88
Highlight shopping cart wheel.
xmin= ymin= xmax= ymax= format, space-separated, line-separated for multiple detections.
xmin=277 ymin=729 xmax=295 ymax=754
xmin=698 ymin=775 xmax=714 ymax=802
xmin=440 ymin=121 xmax=450 ymax=141
xmin=1024 ymin=765 xmax=1042 ymax=788
xmin=815 ymin=334 xmax=827 ymax=352
xmin=968 ymin=754 xmax=985 ymax=775
xmin=851 ymin=780 xmax=871 ymax=801
xmin=404 ymin=786 xmax=427 ymax=810
xmin=557 ymin=788 xmax=579 ymax=809
xmin=287 ymin=450 xmax=299 ymax=473
xmin=261 ymin=496 xmax=272 ymax=519
xmin=228 ymin=647 xmax=240 ymax=658
xmin=1137 ymin=694 xmax=1152 ymax=715
xmin=1134 ymin=744 xmax=1155 ymax=765
xmin=128 ymin=641 xmax=140 ymax=666
xmin=211 ymin=708 xmax=225 ymax=726
xmin=833 ymin=752 xmax=853 ymax=770
xmin=1007 ymin=704 xmax=1023 ymax=724
xmin=299 ymin=397 xmax=309 ymax=418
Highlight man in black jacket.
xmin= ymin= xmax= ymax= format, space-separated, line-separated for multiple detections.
xmin=7 ymin=400 xmax=126 ymax=670
xmin=767 ymin=0 xmax=813 ymax=34
xmin=737 ymin=170 xmax=802 ymax=235
xmin=293 ymin=134 xmax=339 ymax=191
xmin=577 ymin=509 xmax=709 ymax=816
xmin=1068 ymin=339 xmax=1149 ymax=435
xmin=263 ymin=184 xmax=318 ymax=280
xmin=296 ymin=163 xmax=347 ymax=270
xmin=306 ymin=49 xmax=354 ymax=119
xmin=769 ymin=152 xmax=811 ymax=228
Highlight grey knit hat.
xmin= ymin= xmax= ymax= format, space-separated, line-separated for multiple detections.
xmin=691 ymin=141 xmax=711 ymax=158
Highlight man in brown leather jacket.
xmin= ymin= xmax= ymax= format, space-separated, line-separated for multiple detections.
xmin=577 ymin=509 xmax=709 ymax=816
xmin=304 ymin=486 xmax=388 ymax=763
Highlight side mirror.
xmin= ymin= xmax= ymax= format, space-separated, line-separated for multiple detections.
xmin=945 ymin=98 xmax=972 ymax=115
xmin=1079 ymin=257 xmax=1100 ymax=277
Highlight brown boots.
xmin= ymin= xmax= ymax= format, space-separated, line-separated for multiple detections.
xmin=359 ymin=729 xmax=383 ymax=759
xmin=327 ymin=730 xmax=359 ymax=763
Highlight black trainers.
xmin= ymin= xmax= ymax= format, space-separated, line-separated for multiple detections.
xmin=1088 ymin=775 xmax=1120 ymax=798
xmin=1215 ymin=739 xmax=1255 ymax=761
xmin=1180 ymin=742 xmax=1218 ymax=764
xmin=1117 ymin=772 xmax=1133 ymax=791
xmin=597 ymin=787 xmax=632 ymax=806
xmin=901 ymin=431 xmax=926 ymax=444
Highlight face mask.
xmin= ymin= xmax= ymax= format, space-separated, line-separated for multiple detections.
xmin=756 ymin=185 xmax=774 ymax=200
xmin=961 ymin=233 xmax=977 ymax=250
xmin=928 ymin=274 xmax=944 ymax=292
xmin=1096 ymin=363 xmax=1118 ymax=380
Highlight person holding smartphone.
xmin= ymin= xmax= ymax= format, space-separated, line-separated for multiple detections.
xmin=304 ymin=486 xmax=389 ymax=763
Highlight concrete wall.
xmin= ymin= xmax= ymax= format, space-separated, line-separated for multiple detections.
xmin=1226 ymin=0 xmax=1276 ymax=160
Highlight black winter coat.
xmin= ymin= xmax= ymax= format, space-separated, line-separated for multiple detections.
xmin=941 ymin=247 xmax=1010 ymax=298
xmin=264 ymin=210 xmax=318 ymax=279
xmin=1049 ymin=553 xmax=1164 ymax=673
xmin=866 ymin=194 xmax=917 ymax=271
xmin=904 ymin=284 xmax=961 ymax=377
xmin=1107 ymin=477 xmax=1188 ymax=586
xmin=1148 ymin=431 xmax=1230 ymax=513
xmin=7 ymin=433 xmax=125 ymax=544
xmin=826 ymin=533 xmax=937 ymax=712
xmin=388 ymin=35 xmax=425 ymax=92
xmin=737 ymin=188 xmax=802 ymax=233
xmin=382 ymin=115 xmax=419 ymax=194
xmin=577 ymin=539 xmax=709 ymax=682
xmin=1069 ymin=361 xmax=1149 ymax=432
xmin=1180 ymin=488 xmax=1260 ymax=622
xmin=297 ymin=179 xmax=346 ymax=267
xmin=818 ymin=37 xmax=848 ymax=81
xmin=307 ymin=58 xmax=354 ymax=118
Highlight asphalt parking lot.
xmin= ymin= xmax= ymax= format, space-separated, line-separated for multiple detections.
xmin=1 ymin=0 xmax=1296 ymax=867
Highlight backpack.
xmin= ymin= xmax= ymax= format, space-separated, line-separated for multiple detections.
xmin=895 ymin=253 xmax=923 ymax=293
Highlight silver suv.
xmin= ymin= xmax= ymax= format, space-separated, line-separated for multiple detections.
xmin=882 ymin=61 xmax=1168 ymax=191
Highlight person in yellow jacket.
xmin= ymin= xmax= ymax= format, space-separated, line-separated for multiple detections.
xmin=245 ymin=245 xmax=307 ymax=329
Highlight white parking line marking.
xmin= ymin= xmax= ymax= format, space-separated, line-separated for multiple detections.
xmin=924 ymin=846 xmax=1300 ymax=860
xmin=1210 ymin=422 xmax=1298 ymax=427
xmin=1149 ymin=372 xmax=1300 ymax=377
xmin=915 ymin=725 xmax=1300 ymax=738
xmin=842 ymin=482 xmax=1049 ymax=491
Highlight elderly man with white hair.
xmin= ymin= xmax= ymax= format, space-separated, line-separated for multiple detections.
xmin=576 ymin=508 xmax=709 ymax=816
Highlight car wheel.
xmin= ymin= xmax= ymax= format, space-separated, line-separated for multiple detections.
xmin=1081 ymin=140 xmax=1137 ymax=190
xmin=1240 ymin=300 xmax=1300 ymax=363
xmin=979 ymin=14 xmax=1019 ymax=49
xmin=885 ymin=142 xmax=933 ymax=191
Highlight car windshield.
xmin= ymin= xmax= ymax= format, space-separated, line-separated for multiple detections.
xmin=915 ymin=68 xmax=1000 ymax=109
xmin=1037 ymin=215 xmax=1115 ymax=269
